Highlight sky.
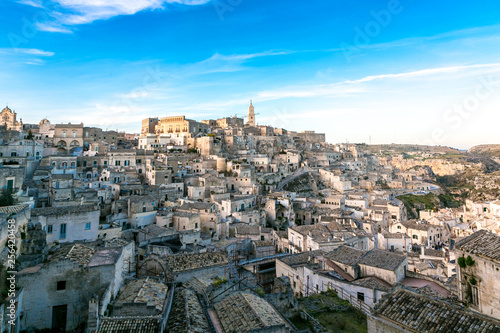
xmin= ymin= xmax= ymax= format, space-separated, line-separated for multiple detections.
xmin=1 ymin=0 xmax=500 ymax=149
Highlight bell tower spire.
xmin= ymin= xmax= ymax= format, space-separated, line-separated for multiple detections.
xmin=247 ymin=100 xmax=255 ymax=126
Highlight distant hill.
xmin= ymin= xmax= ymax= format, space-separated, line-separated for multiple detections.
xmin=365 ymin=144 xmax=460 ymax=154
xmin=468 ymin=144 xmax=500 ymax=158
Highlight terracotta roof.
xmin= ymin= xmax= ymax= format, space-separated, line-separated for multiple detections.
xmin=48 ymin=243 xmax=95 ymax=266
xmin=114 ymin=278 xmax=167 ymax=312
xmin=351 ymin=276 xmax=392 ymax=291
xmin=279 ymin=250 xmax=324 ymax=266
xmin=357 ymin=249 xmax=406 ymax=271
xmin=325 ymin=245 xmax=366 ymax=266
xmin=31 ymin=204 xmax=97 ymax=216
xmin=167 ymin=288 xmax=210 ymax=333
xmin=88 ymin=247 xmax=122 ymax=267
xmin=375 ymin=288 xmax=500 ymax=332
xmin=214 ymin=292 xmax=288 ymax=333
xmin=235 ymin=225 xmax=260 ymax=235
xmin=96 ymin=316 xmax=160 ymax=333
xmin=0 ymin=204 xmax=29 ymax=215
xmin=455 ymin=230 xmax=500 ymax=262
xmin=163 ymin=252 xmax=228 ymax=273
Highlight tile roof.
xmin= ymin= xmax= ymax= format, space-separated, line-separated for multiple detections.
xmin=87 ymin=247 xmax=123 ymax=267
xmin=455 ymin=230 xmax=500 ymax=262
xmin=254 ymin=240 xmax=274 ymax=247
xmin=184 ymin=276 xmax=214 ymax=294
xmin=0 ymin=204 xmax=29 ymax=215
xmin=31 ymin=204 xmax=97 ymax=216
xmin=422 ymin=248 xmax=445 ymax=258
xmin=48 ymin=243 xmax=95 ymax=266
xmin=279 ymin=250 xmax=324 ymax=267
xmin=401 ymin=220 xmax=436 ymax=231
xmin=163 ymin=252 xmax=228 ymax=273
xmin=357 ymin=249 xmax=406 ymax=271
xmin=114 ymin=278 xmax=168 ymax=312
xmin=177 ymin=202 xmax=214 ymax=211
xmin=351 ymin=276 xmax=392 ymax=291
xmin=235 ymin=225 xmax=260 ymax=235
xmin=96 ymin=316 xmax=160 ymax=333
xmin=167 ymin=288 xmax=211 ymax=333
xmin=375 ymin=288 xmax=500 ymax=332
xmin=324 ymin=245 xmax=366 ymax=266
xmin=381 ymin=230 xmax=410 ymax=239
xmin=214 ymin=292 xmax=288 ymax=333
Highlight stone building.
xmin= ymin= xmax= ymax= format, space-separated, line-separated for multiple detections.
xmin=156 ymin=116 xmax=209 ymax=136
xmin=0 ymin=106 xmax=22 ymax=131
xmin=17 ymin=243 xmax=127 ymax=332
xmin=368 ymin=288 xmax=500 ymax=333
xmin=0 ymin=164 xmax=25 ymax=192
xmin=0 ymin=139 xmax=43 ymax=160
xmin=212 ymin=291 xmax=293 ymax=332
xmin=31 ymin=205 xmax=100 ymax=244
xmin=455 ymin=230 xmax=500 ymax=319
xmin=53 ymin=123 xmax=84 ymax=154
xmin=246 ymin=100 xmax=256 ymax=127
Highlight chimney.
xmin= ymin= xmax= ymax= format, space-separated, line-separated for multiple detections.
xmin=87 ymin=297 xmax=100 ymax=332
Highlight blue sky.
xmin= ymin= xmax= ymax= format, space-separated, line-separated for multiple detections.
xmin=1 ymin=0 xmax=500 ymax=149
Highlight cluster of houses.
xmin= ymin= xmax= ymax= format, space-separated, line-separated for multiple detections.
xmin=1 ymin=103 xmax=500 ymax=332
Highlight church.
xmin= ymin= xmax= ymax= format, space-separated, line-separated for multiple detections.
xmin=0 ymin=106 xmax=23 ymax=131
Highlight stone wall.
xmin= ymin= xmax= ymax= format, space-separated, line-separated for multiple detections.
xmin=367 ymin=315 xmax=407 ymax=333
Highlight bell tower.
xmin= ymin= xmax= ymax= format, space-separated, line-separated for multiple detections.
xmin=246 ymin=100 xmax=255 ymax=126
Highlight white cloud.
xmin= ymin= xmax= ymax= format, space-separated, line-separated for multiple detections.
xmin=18 ymin=0 xmax=213 ymax=32
xmin=187 ymin=50 xmax=293 ymax=74
xmin=35 ymin=22 xmax=73 ymax=34
xmin=256 ymin=62 xmax=500 ymax=101
xmin=0 ymin=48 xmax=55 ymax=56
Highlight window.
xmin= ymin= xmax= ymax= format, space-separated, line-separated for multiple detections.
xmin=412 ymin=235 xmax=418 ymax=240
xmin=47 ymin=225 xmax=53 ymax=234
xmin=83 ymin=161 xmax=87 ymax=167
xmin=195 ymin=223 xmax=198 ymax=229
xmin=72 ymin=131 xmax=76 ymax=138
xmin=261 ymin=235 xmax=265 ymax=241
xmin=115 ymin=161 xmax=120 ymax=166
xmin=397 ymin=225 xmax=401 ymax=229
xmin=472 ymin=287 xmax=479 ymax=306
xmin=357 ymin=292 xmax=365 ymax=302
xmin=57 ymin=281 xmax=66 ymax=290
xmin=85 ymin=223 xmax=91 ymax=230
xmin=62 ymin=131 xmax=66 ymax=138
xmin=124 ymin=160 xmax=130 ymax=166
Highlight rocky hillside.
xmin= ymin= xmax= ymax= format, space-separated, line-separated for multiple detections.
xmin=468 ymin=144 xmax=500 ymax=157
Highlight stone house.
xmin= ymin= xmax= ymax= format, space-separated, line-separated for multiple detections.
xmin=455 ymin=230 xmax=500 ymax=319
xmin=0 ymin=165 xmax=25 ymax=193
xmin=212 ymin=291 xmax=294 ymax=332
xmin=390 ymin=220 xmax=446 ymax=246
xmin=17 ymin=243 xmax=127 ymax=332
xmin=162 ymin=251 xmax=228 ymax=283
xmin=31 ymin=205 xmax=99 ymax=244
xmin=377 ymin=231 xmax=411 ymax=252
xmin=368 ymin=288 xmax=500 ymax=333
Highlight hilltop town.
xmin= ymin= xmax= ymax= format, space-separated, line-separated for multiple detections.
xmin=1 ymin=103 xmax=500 ymax=333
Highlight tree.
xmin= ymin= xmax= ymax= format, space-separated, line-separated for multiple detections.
xmin=0 ymin=189 xmax=14 ymax=207
xmin=26 ymin=130 xmax=34 ymax=140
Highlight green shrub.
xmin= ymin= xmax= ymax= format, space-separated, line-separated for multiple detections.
xmin=465 ymin=256 xmax=475 ymax=266
xmin=469 ymin=276 xmax=477 ymax=285
xmin=457 ymin=257 xmax=466 ymax=268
